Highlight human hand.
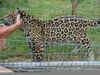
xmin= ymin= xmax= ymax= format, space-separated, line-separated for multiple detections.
xmin=15 ymin=14 xmax=22 ymax=27
xmin=0 ymin=24 xmax=7 ymax=29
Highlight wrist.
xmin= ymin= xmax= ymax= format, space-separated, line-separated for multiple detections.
xmin=14 ymin=23 xmax=21 ymax=28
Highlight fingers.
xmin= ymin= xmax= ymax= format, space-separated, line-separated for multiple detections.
xmin=0 ymin=25 xmax=3 ymax=29
xmin=17 ymin=14 xmax=20 ymax=19
xmin=0 ymin=24 xmax=6 ymax=29
xmin=0 ymin=24 xmax=5 ymax=26
xmin=15 ymin=14 xmax=22 ymax=26
xmin=0 ymin=27 xmax=2 ymax=29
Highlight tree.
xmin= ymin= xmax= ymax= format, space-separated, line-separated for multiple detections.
xmin=70 ymin=0 xmax=84 ymax=16
xmin=0 ymin=0 xmax=4 ymax=5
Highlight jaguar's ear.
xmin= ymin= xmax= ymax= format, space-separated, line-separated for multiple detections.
xmin=17 ymin=8 xmax=20 ymax=10
xmin=16 ymin=8 xmax=23 ymax=18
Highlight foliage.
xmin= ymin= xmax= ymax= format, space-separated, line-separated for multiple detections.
xmin=0 ymin=0 xmax=4 ymax=4
xmin=0 ymin=0 xmax=3 ymax=2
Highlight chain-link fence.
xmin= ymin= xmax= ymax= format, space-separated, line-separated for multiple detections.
xmin=0 ymin=0 xmax=100 ymax=73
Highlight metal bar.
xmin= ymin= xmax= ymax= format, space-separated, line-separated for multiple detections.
xmin=12 ymin=69 xmax=44 ymax=72
xmin=58 ymin=68 xmax=100 ymax=70
xmin=0 ymin=61 xmax=100 ymax=68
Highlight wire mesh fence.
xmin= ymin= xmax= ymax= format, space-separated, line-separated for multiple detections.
xmin=0 ymin=0 xmax=100 ymax=73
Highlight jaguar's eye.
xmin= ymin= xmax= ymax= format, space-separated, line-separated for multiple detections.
xmin=9 ymin=13 xmax=12 ymax=16
xmin=9 ymin=14 xmax=12 ymax=16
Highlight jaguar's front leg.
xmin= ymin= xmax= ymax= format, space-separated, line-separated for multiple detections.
xmin=35 ymin=43 xmax=44 ymax=62
xmin=29 ymin=42 xmax=44 ymax=62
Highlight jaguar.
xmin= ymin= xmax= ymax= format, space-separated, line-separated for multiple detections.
xmin=1 ymin=8 xmax=100 ymax=61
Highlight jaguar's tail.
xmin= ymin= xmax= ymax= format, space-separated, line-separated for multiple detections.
xmin=87 ymin=19 xmax=100 ymax=27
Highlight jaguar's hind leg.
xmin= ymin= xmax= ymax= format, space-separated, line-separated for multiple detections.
xmin=81 ymin=37 xmax=95 ymax=61
xmin=71 ymin=42 xmax=80 ymax=54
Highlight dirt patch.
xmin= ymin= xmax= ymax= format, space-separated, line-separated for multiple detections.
xmin=0 ymin=56 xmax=32 ymax=62
xmin=0 ymin=53 xmax=89 ymax=62
xmin=91 ymin=0 xmax=100 ymax=2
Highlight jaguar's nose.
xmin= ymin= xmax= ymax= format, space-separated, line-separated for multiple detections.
xmin=1 ymin=18 xmax=3 ymax=21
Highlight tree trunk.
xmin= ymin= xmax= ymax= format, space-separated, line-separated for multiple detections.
xmin=71 ymin=0 xmax=80 ymax=16
xmin=72 ymin=1 xmax=74 ymax=16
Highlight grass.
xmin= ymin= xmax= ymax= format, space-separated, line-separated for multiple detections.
xmin=0 ymin=0 xmax=100 ymax=62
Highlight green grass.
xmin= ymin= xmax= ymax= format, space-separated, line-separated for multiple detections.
xmin=0 ymin=0 xmax=100 ymax=62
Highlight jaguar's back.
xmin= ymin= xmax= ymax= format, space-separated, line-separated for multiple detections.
xmin=42 ymin=16 xmax=99 ymax=46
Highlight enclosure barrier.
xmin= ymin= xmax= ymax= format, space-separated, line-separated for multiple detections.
xmin=0 ymin=61 xmax=100 ymax=68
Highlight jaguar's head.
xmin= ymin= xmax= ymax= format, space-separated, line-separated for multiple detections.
xmin=1 ymin=8 xmax=23 ymax=26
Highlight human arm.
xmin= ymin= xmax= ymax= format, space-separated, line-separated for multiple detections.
xmin=0 ymin=14 xmax=22 ymax=38
xmin=0 ymin=38 xmax=6 ymax=51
